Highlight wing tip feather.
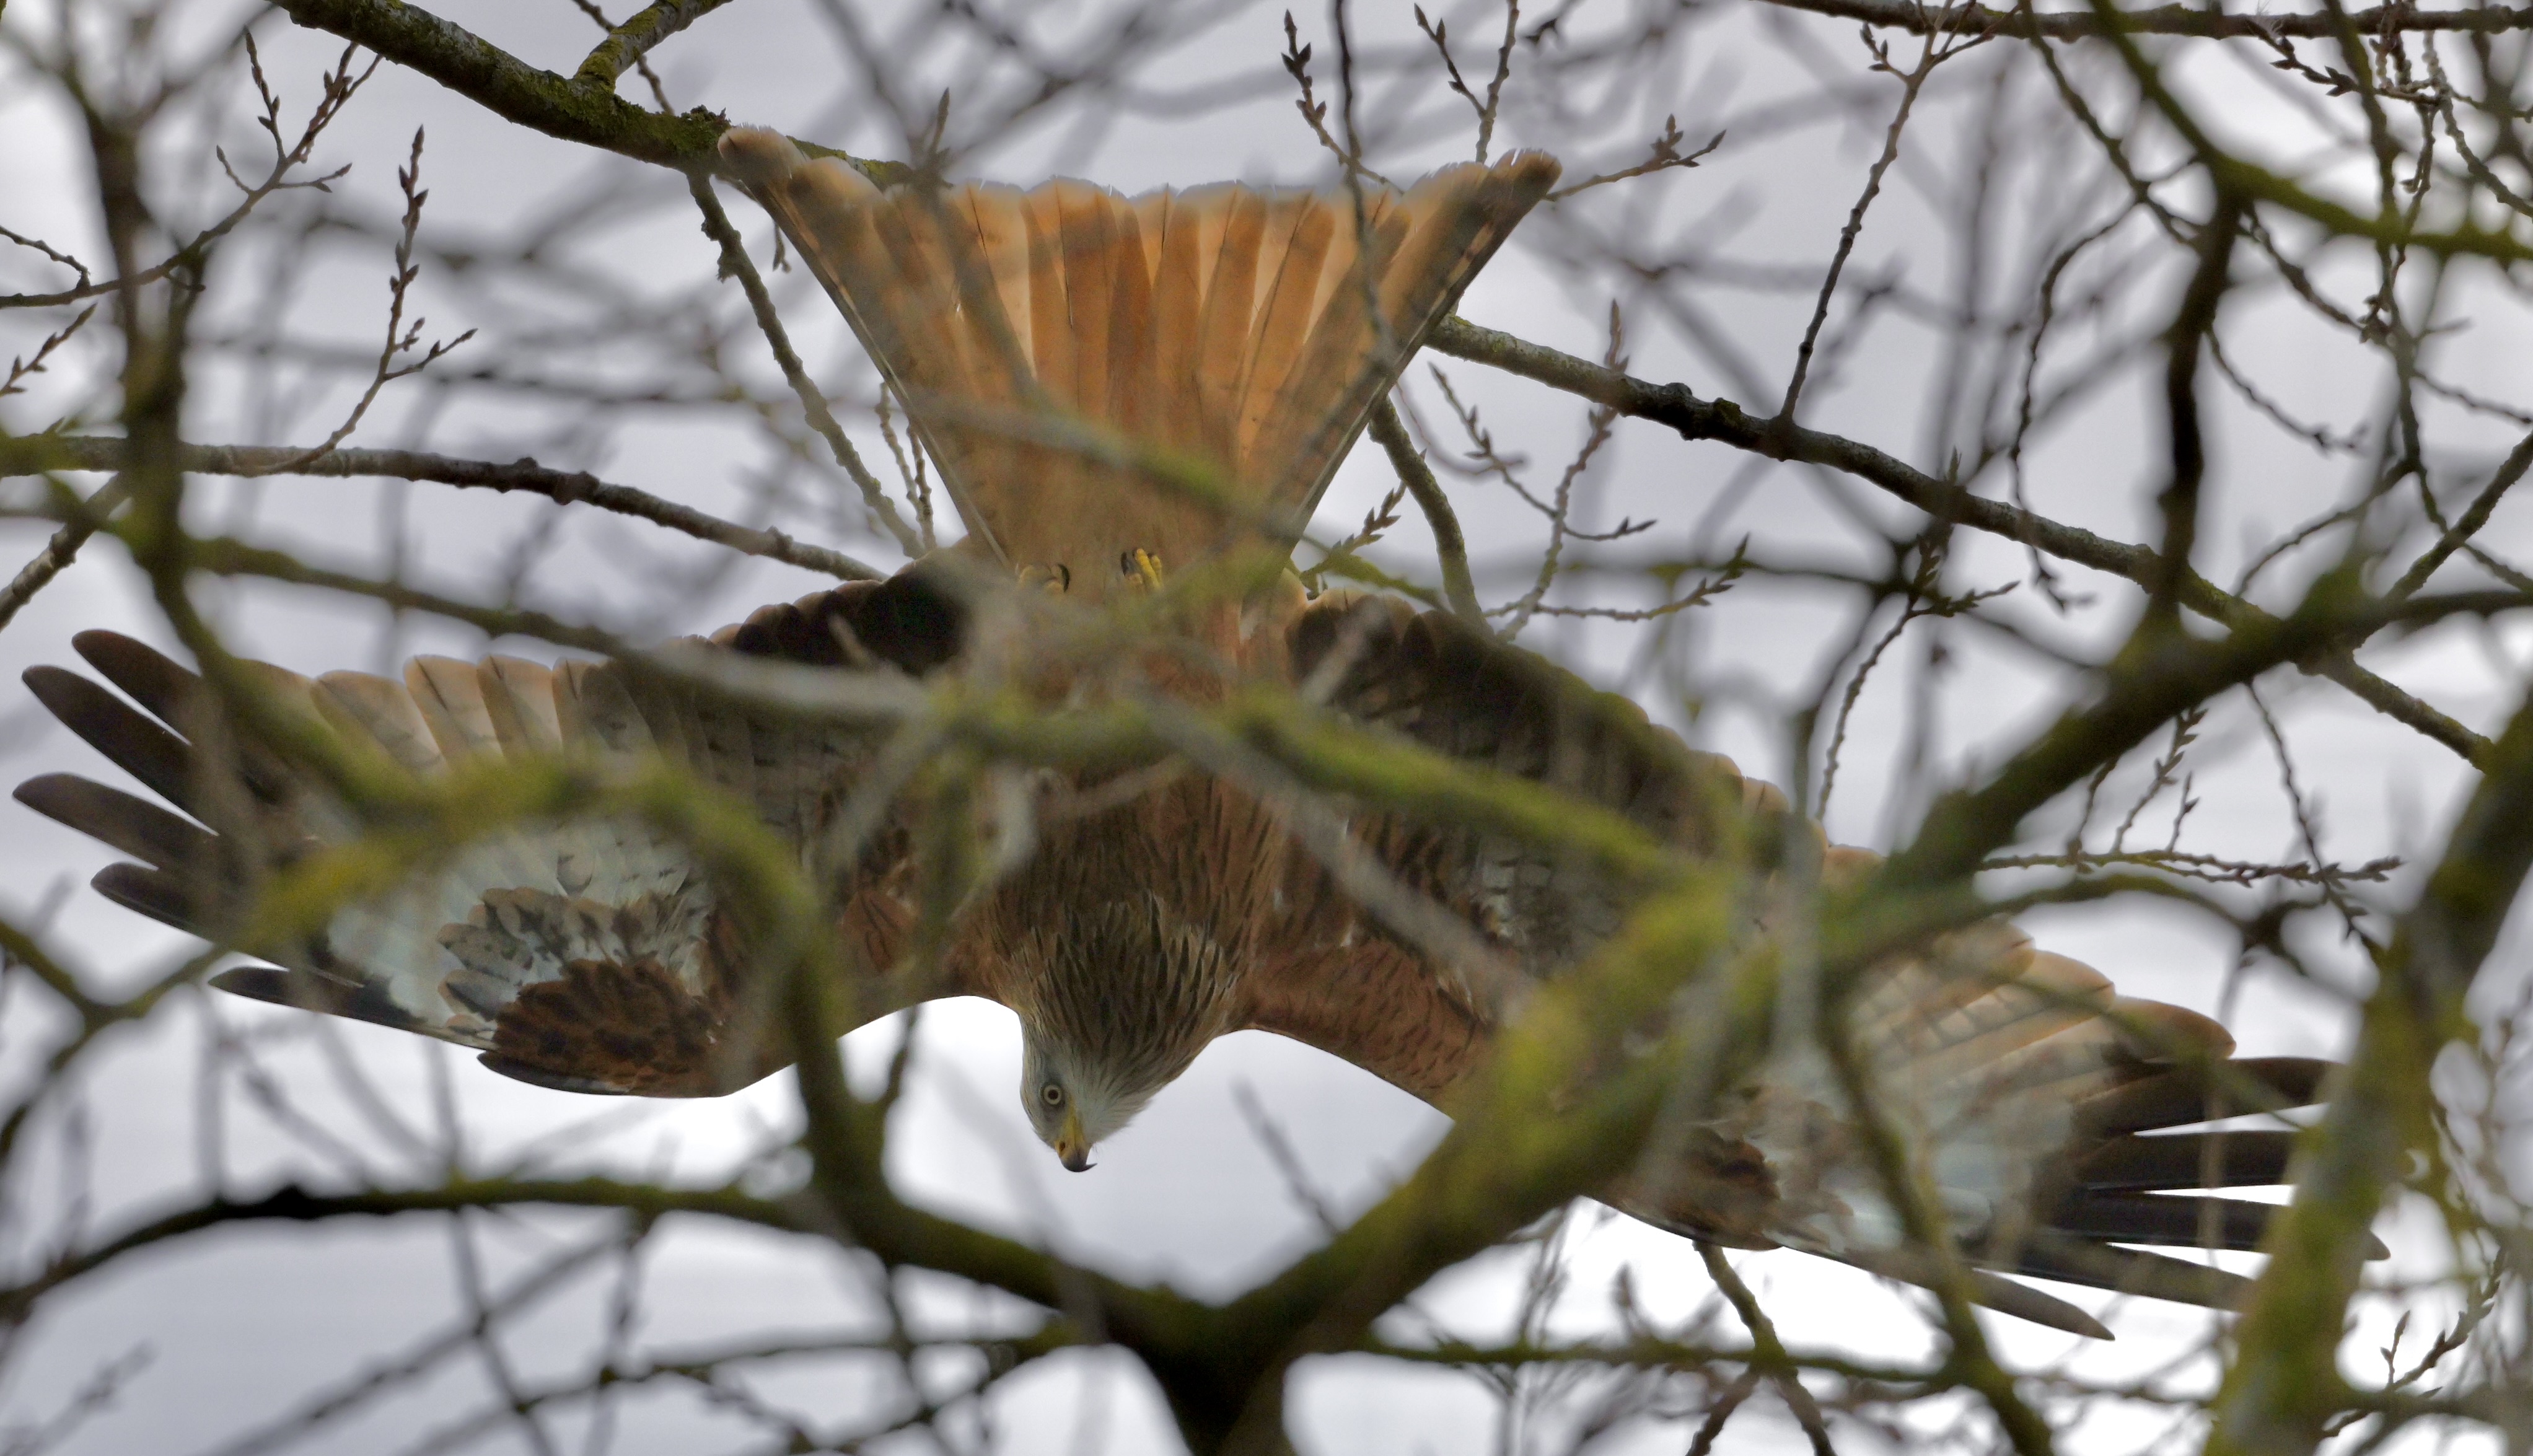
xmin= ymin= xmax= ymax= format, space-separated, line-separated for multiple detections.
xmin=92 ymin=861 xmax=198 ymax=933
xmin=718 ymin=126 xmax=808 ymax=186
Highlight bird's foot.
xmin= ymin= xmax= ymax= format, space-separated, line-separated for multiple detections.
xmin=1018 ymin=563 xmax=1071 ymax=595
xmin=1119 ymin=548 xmax=1165 ymax=594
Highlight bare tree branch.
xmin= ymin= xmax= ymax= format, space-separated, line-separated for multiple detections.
xmin=1757 ymin=0 xmax=2533 ymax=40
xmin=1428 ymin=315 xmax=2495 ymax=765
xmin=571 ymin=0 xmax=738 ymax=89
xmin=1367 ymin=397 xmax=1485 ymax=628
xmin=0 ymin=437 xmax=883 ymax=580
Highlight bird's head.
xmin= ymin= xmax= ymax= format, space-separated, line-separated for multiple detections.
xmin=1009 ymin=895 xmax=1244 ymax=1173
xmin=1019 ymin=1027 xmax=1164 ymax=1172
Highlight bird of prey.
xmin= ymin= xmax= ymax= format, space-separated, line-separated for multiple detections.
xmin=13 ymin=129 xmax=2351 ymax=1340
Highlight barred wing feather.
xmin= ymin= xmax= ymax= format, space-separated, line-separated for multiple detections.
xmin=17 ymin=576 xmax=970 ymax=1096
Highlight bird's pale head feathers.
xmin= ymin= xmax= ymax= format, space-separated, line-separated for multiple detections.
xmin=1009 ymin=895 xmax=1245 ymax=1172
xmin=1019 ymin=1027 xmax=1162 ymax=1172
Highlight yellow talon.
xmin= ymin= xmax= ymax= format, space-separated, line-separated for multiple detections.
xmin=1122 ymin=548 xmax=1165 ymax=592
xmin=1019 ymin=563 xmax=1071 ymax=595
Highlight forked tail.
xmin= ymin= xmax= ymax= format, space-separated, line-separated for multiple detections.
xmin=719 ymin=129 xmax=1559 ymax=598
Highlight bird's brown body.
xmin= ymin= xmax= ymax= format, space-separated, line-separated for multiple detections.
xmin=975 ymin=774 xmax=1293 ymax=1098
xmin=12 ymin=128 xmax=2360 ymax=1338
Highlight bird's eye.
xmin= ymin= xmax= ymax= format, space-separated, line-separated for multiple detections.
xmin=1039 ymin=1083 xmax=1064 ymax=1108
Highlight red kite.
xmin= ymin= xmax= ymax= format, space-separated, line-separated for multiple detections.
xmin=15 ymin=129 xmax=2348 ymax=1338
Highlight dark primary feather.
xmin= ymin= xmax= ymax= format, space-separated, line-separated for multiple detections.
xmin=15 ymin=774 xmax=215 ymax=875
xmin=2050 ymin=1192 xmax=2295 ymax=1255
xmin=2007 ymin=1239 xmax=2257 ymax=1309
xmin=92 ymin=859 xmax=201 ymax=932
xmin=73 ymin=629 xmax=300 ymax=804
xmin=2077 ymin=1056 xmax=2335 ymax=1134
xmin=2075 ymin=1129 xmax=2299 ymax=1190
xmin=212 ymin=962 xmax=444 ymax=1040
xmin=23 ymin=667 xmax=201 ymax=814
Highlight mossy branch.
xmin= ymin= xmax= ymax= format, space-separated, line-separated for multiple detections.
xmin=2211 ymin=695 xmax=2533 ymax=1456
xmin=572 ymin=0 xmax=736 ymax=89
xmin=270 ymin=0 xmax=729 ymax=167
xmin=1206 ymin=871 xmax=1772 ymax=1450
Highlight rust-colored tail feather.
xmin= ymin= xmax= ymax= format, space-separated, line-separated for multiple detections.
xmin=719 ymin=129 xmax=1559 ymax=595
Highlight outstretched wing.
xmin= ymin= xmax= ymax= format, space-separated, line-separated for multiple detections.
xmin=1647 ymin=908 xmax=2353 ymax=1338
xmin=718 ymin=129 xmax=1558 ymax=596
xmin=17 ymin=569 xmax=973 ymax=1096
xmin=1243 ymin=593 xmax=2349 ymax=1336
xmin=1243 ymin=592 xmax=1752 ymax=1097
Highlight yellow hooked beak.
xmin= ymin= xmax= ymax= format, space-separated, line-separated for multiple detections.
xmin=1055 ymin=1108 xmax=1094 ymax=1172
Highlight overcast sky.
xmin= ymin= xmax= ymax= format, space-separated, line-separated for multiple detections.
xmin=1 ymin=0 xmax=2526 ymax=1451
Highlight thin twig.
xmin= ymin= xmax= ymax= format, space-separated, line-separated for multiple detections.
xmin=2 ymin=42 xmax=377 ymax=310
xmin=686 ymin=173 xmax=924 ymax=557
xmin=1778 ymin=29 xmax=1962 ymax=428
xmin=1367 ymin=397 xmax=1485 ymax=627
xmin=1280 ymin=11 xmax=1396 ymax=186
xmin=0 ymin=478 xmax=128 ymax=635
xmin=2389 ymin=426 xmax=2533 ymax=599
xmin=1415 ymin=1 xmax=1522 ymax=163
xmin=266 ymin=129 xmax=475 ymax=475
xmin=0 ymin=438 xmax=882 ymax=580
xmin=1547 ymin=118 xmax=1725 ymax=201
xmin=1697 ymin=1244 xmax=1840 ymax=1456
xmin=571 ymin=0 xmax=735 ymax=87
xmin=1 ymin=306 xmax=99 ymax=402
xmin=1755 ymin=0 xmax=2533 ymax=38
xmin=1501 ymin=319 xmax=1624 ymax=640
xmin=1426 ymin=314 xmax=2496 ymax=765
xmin=1986 ymin=846 xmax=2399 ymax=887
